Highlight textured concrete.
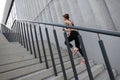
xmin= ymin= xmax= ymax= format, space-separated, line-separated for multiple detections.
xmin=0 ymin=59 xmax=39 ymax=73
xmin=77 ymin=0 xmax=97 ymax=27
xmin=45 ymin=60 xmax=94 ymax=80
xmin=72 ymin=64 xmax=104 ymax=80
xmin=116 ymin=75 xmax=120 ymax=80
xmin=53 ymin=0 xmax=63 ymax=24
xmin=88 ymin=0 xmax=116 ymax=30
xmin=95 ymin=69 xmax=117 ymax=80
xmin=0 ymin=58 xmax=80 ymax=80
xmin=104 ymin=0 xmax=120 ymax=31
xmin=67 ymin=0 xmax=84 ymax=26
xmin=15 ymin=59 xmax=92 ymax=80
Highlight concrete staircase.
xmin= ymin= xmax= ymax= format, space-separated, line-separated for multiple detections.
xmin=0 ymin=32 xmax=119 ymax=80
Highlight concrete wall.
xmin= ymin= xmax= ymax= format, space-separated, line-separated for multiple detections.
xmin=2 ymin=0 xmax=13 ymax=24
xmin=7 ymin=0 xmax=120 ymax=74
xmin=104 ymin=0 xmax=120 ymax=31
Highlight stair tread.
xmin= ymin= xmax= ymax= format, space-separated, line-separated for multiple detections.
xmin=71 ymin=64 xmax=104 ymax=80
xmin=116 ymin=75 xmax=120 ymax=80
xmin=0 ymin=55 xmax=70 ymax=74
xmin=45 ymin=60 xmax=94 ymax=80
xmin=95 ymin=69 xmax=117 ymax=80
xmin=0 ymin=55 xmax=80 ymax=80
xmin=0 ymin=55 xmax=34 ymax=65
xmin=14 ymin=58 xmax=82 ymax=80
xmin=0 ymin=50 xmax=30 ymax=56
xmin=0 ymin=58 xmax=35 ymax=66
xmin=0 ymin=59 xmax=39 ymax=73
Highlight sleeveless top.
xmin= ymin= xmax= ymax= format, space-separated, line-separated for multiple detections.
xmin=65 ymin=22 xmax=75 ymax=37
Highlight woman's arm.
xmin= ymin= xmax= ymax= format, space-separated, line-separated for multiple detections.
xmin=62 ymin=28 xmax=71 ymax=32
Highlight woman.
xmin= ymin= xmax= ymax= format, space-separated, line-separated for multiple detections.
xmin=62 ymin=14 xmax=85 ymax=64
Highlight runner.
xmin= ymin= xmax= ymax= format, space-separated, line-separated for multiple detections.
xmin=62 ymin=14 xmax=85 ymax=64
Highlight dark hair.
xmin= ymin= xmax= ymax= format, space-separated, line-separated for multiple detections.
xmin=63 ymin=14 xmax=69 ymax=19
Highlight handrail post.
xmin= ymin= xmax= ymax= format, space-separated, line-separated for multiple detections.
xmin=14 ymin=22 xmax=18 ymax=42
xmin=21 ymin=22 xmax=26 ymax=48
xmin=64 ymin=32 xmax=79 ymax=80
xmin=53 ymin=29 xmax=67 ymax=80
xmin=98 ymin=34 xmax=115 ymax=80
xmin=34 ymin=25 xmax=42 ymax=63
xmin=16 ymin=22 xmax=19 ymax=42
xmin=30 ymin=24 xmax=37 ymax=58
xmin=39 ymin=26 xmax=49 ymax=68
xmin=26 ymin=23 xmax=33 ymax=55
xmin=78 ymin=33 xmax=94 ymax=80
xmin=45 ymin=27 xmax=57 ymax=76
xmin=23 ymin=23 xmax=29 ymax=51
xmin=18 ymin=22 xmax=21 ymax=44
xmin=19 ymin=22 xmax=24 ymax=45
xmin=9 ymin=30 xmax=13 ymax=42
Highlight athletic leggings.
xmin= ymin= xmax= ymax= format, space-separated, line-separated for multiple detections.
xmin=65 ymin=31 xmax=83 ymax=57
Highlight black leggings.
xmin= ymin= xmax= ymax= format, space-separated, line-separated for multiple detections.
xmin=65 ymin=31 xmax=83 ymax=57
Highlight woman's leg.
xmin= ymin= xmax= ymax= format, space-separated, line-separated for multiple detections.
xmin=74 ymin=36 xmax=85 ymax=64
xmin=74 ymin=36 xmax=83 ymax=57
xmin=64 ymin=33 xmax=78 ymax=54
xmin=64 ymin=35 xmax=74 ymax=48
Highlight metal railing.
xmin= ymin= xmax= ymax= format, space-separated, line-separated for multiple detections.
xmin=1 ymin=19 xmax=120 ymax=80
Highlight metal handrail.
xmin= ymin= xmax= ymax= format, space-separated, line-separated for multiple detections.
xmin=17 ymin=19 xmax=120 ymax=37
xmin=3 ymin=19 xmax=120 ymax=37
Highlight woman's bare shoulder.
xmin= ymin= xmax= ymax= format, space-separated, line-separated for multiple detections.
xmin=65 ymin=20 xmax=73 ymax=25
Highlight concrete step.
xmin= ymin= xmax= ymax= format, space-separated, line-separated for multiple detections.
xmin=0 ymin=59 xmax=39 ymax=73
xmin=0 ymin=36 xmax=8 ymax=40
xmin=35 ymin=41 xmax=57 ymax=49
xmin=0 ymin=41 xmax=9 ymax=45
xmin=0 ymin=38 xmax=9 ymax=44
xmin=0 ymin=54 xmax=71 ymax=74
xmin=0 ymin=42 xmax=61 ymax=56
xmin=0 ymin=40 xmax=66 ymax=57
xmin=35 ymin=43 xmax=67 ymax=57
xmin=15 ymin=60 xmax=94 ymax=80
xmin=0 ymin=54 xmax=34 ymax=65
xmin=0 ymin=47 xmax=69 ymax=66
xmin=37 ymin=51 xmax=68 ymax=60
xmin=45 ymin=60 xmax=94 ymax=80
xmin=0 ymin=33 xmax=8 ymax=42
xmin=71 ymin=64 xmax=104 ymax=80
xmin=0 ymin=42 xmax=23 ymax=48
xmin=42 ymin=53 xmax=67 ymax=61
xmin=0 ymin=58 xmax=36 ymax=66
xmin=0 ymin=56 xmax=81 ymax=80
xmin=36 ymin=48 xmax=67 ymax=57
xmin=0 ymin=50 xmax=65 ymax=61
xmin=0 ymin=45 xmax=23 ymax=50
xmin=0 ymin=50 xmax=67 ymax=64
xmin=116 ymin=75 xmax=120 ymax=80
xmin=95 ymin=69 xmax=117 ymax=80
xmin=0 ymin=52 xmax=32 ymax=58
xmin=0 ymin=50 xmax=32 ymax=58
xmin=40 ymin=51 xmax=82 ymax=63
xmin=0 ymin=47 xmax=29 ymax=55
xmin=0 ymin=43 xmax=21 ymax=48
xmin=0 ymin=51 xmax=30 ymax=56
xmin=0 ymin=39 xmax=8 ymax=43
